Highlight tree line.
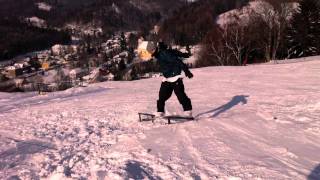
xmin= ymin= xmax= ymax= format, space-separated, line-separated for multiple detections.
xmin=0 ymin=17 xmax=70 ymax=61
xmin=196 ymin=0 xmax=320 ymax=67
xmin=158 ymin=0 xmax=249 ymax=46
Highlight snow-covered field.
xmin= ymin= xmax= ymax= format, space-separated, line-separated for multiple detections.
xmin=0 ymin=57 xmax=320 ymax=179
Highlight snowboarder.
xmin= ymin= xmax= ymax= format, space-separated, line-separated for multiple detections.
xmin=152 ymin=42 xmax=194 ymax=118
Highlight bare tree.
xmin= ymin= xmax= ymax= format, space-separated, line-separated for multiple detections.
xmin=253 ymin=0 xmax=297 ymax=61
xmin=223 ymin=23 xmax=248 ymax=65
xmin=198 ymin=26 xmax=233 ymax=66
xmin=203 ymin=21 xmax=254 ymax=66
xmin=197 ymin=26 xmax=231 ymax=67
xmin=207 ymin=38 xmax=231 ymax=66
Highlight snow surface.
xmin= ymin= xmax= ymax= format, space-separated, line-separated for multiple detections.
xmin=0 ymin=57 xmax=320 ymax=179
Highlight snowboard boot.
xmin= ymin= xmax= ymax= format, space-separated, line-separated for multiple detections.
xmin=183 ymin=110 xmax=193 ymax=118
xmin=155 ymin=112 xmax=165 ymax=118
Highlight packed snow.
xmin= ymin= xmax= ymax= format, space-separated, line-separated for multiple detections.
xmin=0 ymin=57 xmax=320 ymax=179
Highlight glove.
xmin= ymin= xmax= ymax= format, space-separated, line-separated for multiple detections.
xmin=185 ymin=69 xmax=194 ymax=79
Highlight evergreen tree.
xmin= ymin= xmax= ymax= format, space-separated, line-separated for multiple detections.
xmin=120 ymin=32 xmax=127 ymax=51
xmin=118 ymin=59 xmax=126 ymax=71
xmin=286 ymin=0 xmax=320 ymax=58
xmin=130 ymin=66 xmax=138 ymax=80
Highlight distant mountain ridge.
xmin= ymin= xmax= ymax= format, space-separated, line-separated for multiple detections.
xmin=0 ymin=0 xmax=188 ymax=60
xmin=0 ymin=0 xmax=248 ymax=60
xmin=0 ymin=0 xmax=188 ymax=31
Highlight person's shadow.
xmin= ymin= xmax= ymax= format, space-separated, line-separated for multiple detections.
xmin=308 ymin=164 xmax=320 ymax=180
xmin=196 ymin=95 xmax=249 ymax=118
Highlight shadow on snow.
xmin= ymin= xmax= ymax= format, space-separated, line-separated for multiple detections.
xmin=308 ymin=164 xmax=320 ymax=180
xmin=196 ymin=95 xmax=249 ymax=118
xmin=125 ymin=160 xmax=161 ymax=180
xmin=0 ymin=139 xmax=56 ymax=170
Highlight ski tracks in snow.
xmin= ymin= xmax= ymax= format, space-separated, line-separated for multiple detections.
xmin=175 ymin=125 xmax=221 ymax=178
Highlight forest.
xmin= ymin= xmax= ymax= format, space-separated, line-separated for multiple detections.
xmin=0 ymin=18 xmax=70 ymax=60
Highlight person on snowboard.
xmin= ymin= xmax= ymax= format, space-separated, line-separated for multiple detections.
xmin=152 ymin=42 xmax=194 ymax=117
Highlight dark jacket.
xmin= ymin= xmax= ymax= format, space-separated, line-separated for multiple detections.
xmin=153 ymin=49 xmax=191 ymax=78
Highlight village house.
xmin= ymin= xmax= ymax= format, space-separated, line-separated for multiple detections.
xmin=3 ymin=60 xmax=32 ymax=79
xmin=25 ymin=16 xmax=47 ymax=28
xmin=51 ymin=44 xmax=74 ymax=56
xmin=0 ymin=69 xmax=7 ymax=82
xmin=36 ymin=50 xmax=51 ymax=62
xmin=82 ymin=68 xmax=101 ymax=83
xmin=69 ymin=68 xmax=88 ymax=80
xmin=106 ymin=73 xmax=115 ymax=81
xmin=88 ymin=58 xmax=99 ymax=68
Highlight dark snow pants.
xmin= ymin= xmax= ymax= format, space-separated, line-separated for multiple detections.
xmin=157 ymin=78 xmax=192 ymax=112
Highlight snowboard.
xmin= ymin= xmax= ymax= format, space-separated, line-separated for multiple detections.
xmin=138 ymin=112 xmax=195 ymax=124
xmin=164 ymin=115 xmax=195 ymax=124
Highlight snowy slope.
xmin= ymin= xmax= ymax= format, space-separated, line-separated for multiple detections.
xmin=1 ymin=57 xmax=320 ymax=179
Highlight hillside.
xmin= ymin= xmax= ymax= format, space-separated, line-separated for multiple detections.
xmin=0 ymin=0 xmax=187 ymax=61
xmin=0 ymin=0 xmax=251 ymax=61
xmin=0 ymin=57 xmax=319 ymax=179
xmin=0 ymin=0 xmax=187 ymax=31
